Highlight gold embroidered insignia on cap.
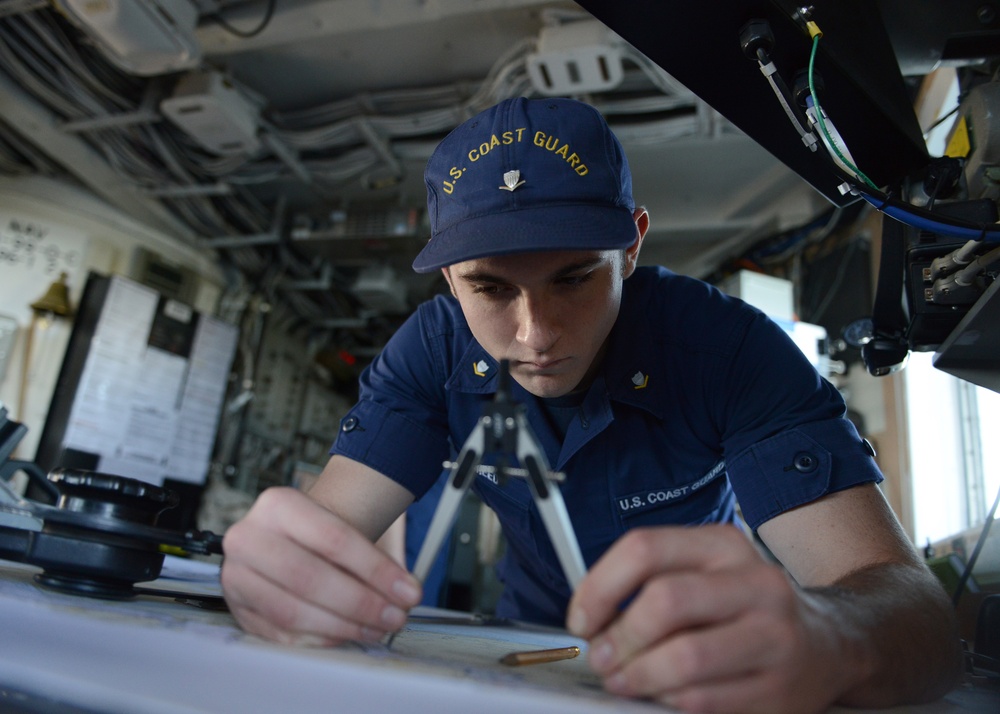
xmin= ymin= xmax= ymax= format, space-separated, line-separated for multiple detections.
xmin=499 ymin=170 xmax=525 ymax=192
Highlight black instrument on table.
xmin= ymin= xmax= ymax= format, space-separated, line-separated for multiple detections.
xmin=0 ymin=403 xmax=223 ymax=600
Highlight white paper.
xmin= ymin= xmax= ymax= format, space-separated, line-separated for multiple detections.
xmin=60 ymin=276 xmax=236 ymax=486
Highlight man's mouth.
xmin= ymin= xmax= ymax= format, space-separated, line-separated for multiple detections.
xmin=518 ymin=357 xmax=569 ymax=372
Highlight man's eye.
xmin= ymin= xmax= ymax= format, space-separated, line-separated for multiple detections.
xmin=559 ymin=273 xmax=594 ymax=287
xmin=471 ymin=284 xmax=505 ymax=296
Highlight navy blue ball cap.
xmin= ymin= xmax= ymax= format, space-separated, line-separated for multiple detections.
xmin=412 ymin=97 xmax=637 ymax=273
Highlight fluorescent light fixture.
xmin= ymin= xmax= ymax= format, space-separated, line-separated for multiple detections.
xmin=55 ymin=0 xmax=201 ymax=76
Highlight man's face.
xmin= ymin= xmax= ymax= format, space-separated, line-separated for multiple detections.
xmin=444 ymin=248 xmax=632 ymax=398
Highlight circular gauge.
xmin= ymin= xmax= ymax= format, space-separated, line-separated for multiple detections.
xmin=843 ymin=317 xmax=875 ymax=348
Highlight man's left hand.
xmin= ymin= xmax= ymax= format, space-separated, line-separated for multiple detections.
xmin=566 ymin=524 xmax=856 ymax=714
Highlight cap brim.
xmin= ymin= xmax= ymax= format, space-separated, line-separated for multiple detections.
xmin=412 ymin=204 xmax=637 ymax=273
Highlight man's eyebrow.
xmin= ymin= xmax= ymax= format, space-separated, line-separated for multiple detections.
xmin=456 ymin=269 xmax=508 ymax=284
xmin=551 ymin=257 xmax=604 ymax=277
xmin=456 ymin=257 xmax=604 ymax=284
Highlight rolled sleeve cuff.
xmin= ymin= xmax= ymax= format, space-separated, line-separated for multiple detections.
xmin=330 ymin=399 xmax=448 ymax=500
xmin=729 ymin=418 xmax=883 ymax=531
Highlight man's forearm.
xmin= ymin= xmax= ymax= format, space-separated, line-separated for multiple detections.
xmin=806 ymin=560 xmax=963 ymax=708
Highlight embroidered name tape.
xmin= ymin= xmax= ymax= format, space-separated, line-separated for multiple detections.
xmin=617 ymin=460 xmax=726 ymax=516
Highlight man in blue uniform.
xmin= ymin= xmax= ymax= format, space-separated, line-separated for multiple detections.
xmin=221 ymin=97 xmax=961 ymax=712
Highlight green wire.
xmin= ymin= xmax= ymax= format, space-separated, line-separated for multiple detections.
xmin=807 ymin=34 xmax=880 ymax=190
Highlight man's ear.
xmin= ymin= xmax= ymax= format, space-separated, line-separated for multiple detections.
xmin=441 ymin=266 xmax=457 ymax=298
xmin=623 ymin=207 xmax=649 ymax=278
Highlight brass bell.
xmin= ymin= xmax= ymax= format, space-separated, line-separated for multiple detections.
xmin=30 ymin=272 xmax=73 ymax=317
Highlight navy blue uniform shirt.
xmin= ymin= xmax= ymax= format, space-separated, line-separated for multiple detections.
xmin=332 ymin=266 xmax=882 ymax=625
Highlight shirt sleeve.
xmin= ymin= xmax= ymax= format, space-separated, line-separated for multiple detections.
xmin=329 ymin=306 xmax=453 ymax=500
xmin=713 ymin=310 xmax=883 ymax=530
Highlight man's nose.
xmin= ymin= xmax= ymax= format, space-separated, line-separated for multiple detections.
xmin=515 ymin=296 xmax=558 ymax=352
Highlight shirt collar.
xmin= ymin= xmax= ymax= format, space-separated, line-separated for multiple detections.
xmin=604 ymin=364 xmax=667 ymax=420
xmin=602 ymin=277 xmax=669 ymax=421
xmin=446 ymin=340 xmax=500 ymax=394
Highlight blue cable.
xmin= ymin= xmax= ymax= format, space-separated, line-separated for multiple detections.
xmin=858 ymin=190 xmax=1000 ymax=242
xmin=802 ymin=31 xmax=998 ymax=243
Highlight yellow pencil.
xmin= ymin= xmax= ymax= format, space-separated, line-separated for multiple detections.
xmin=499 ymin=645 xmax=581 ymax=666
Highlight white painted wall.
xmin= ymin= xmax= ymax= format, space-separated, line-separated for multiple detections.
xmin=0 ymin=175 xmax=224 ymax=461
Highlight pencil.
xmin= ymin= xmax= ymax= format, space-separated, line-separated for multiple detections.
xmin=499 ymin=645 xmax=581 ymax=666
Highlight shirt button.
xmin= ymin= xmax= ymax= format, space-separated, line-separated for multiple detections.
xmin=862 ymin=438 xmax=877 ymax=458
xmin=793 ymin=452 xmax=818 ymax=474
xmin=341 ymin=416 xmax=359 ymax=432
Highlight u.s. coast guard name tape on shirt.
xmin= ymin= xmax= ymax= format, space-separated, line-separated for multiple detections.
xmin=617 ymin=459 xmax=727 ymax=516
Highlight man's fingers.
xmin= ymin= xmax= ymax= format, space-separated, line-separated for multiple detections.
xmin=564 ymin=523 xmax=849 ymax=714
xmin=601 ymin=607 xmax=790 ymax=696
xmin=229 ymin=575 xmax=388 ymax=647
xmin=585 ymin=566 xmax=792 ymax=677
xmin=646 ymin=670 xmax=802 ymax=714
xmin=221 ymin=539 xmax=410 ymax=638
xmin=229 ymin=584 xmax=360 ymax=647
xmin=221 ymin=487 xmax=422 ymax=644
xmin=609 ymin=630 xmax=829 ymax=714
xmin=232 ymin=487 xmax=421 ymax=610
xmin=568 ymin=524 xmax=756 ymax=638
xmin=587 ymin=571 xmax=841 ymax=714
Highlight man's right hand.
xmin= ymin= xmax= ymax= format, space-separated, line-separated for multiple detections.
xmin=220 ymin=486 xmax=422 ymax=646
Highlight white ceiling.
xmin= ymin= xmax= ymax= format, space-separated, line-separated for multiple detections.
xmin=193 ymin=0 xmax=826 ymax=276
xmin=0 ymin=0 xmax=827 ymax=282
xmin=2 ymin=0 xmax=990 ymax=332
